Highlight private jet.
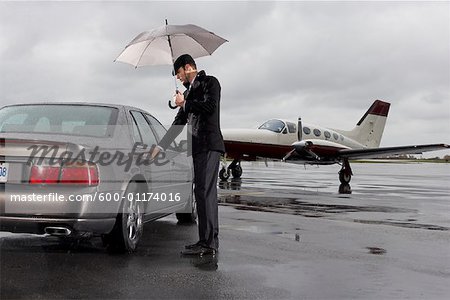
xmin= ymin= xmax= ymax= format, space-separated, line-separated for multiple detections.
xmin=220 ymin=100 xmax=448 ymax=187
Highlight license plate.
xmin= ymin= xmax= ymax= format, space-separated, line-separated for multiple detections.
xmin=0 ymin=163 xmax=9 ymax=183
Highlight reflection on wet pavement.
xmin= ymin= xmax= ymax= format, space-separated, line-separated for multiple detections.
xmin=1 ymin=161 xmax=449 ymax=299
xmin=188 ymin=254 xmax=219 ymax=271
xmin=218 ymin=161 xmax=450 ymax=232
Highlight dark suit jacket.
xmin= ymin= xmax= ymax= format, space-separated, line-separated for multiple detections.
xmin=159 ymin=70 xmax=225 ymax=155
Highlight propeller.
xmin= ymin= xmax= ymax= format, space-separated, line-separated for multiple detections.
xmin=297 ymin=117 xmax=302 ymax=141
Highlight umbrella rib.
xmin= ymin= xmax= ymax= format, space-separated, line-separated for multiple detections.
xmin=135 ymin=37 xmax=156 ymax=68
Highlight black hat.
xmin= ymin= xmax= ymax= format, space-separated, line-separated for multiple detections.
xmin=173 ymin=54 xmax=196 ymax=75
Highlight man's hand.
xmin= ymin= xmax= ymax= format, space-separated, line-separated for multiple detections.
xmin=150 ymin=146 xmax=161 ymax=160
xmin=174 ymin=91 xmax=185 ymax=107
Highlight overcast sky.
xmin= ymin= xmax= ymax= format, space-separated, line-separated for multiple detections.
xmin=0 ymin=1 xmax=449 ymax=157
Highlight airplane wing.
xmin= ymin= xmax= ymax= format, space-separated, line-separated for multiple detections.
xmin=338 ymin=144 xmax=449 ymax=160
xmin=288 ymin=140 xmax=449 ymax=162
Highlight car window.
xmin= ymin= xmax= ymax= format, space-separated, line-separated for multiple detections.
xmin=0 ymin=105 xmax=117 ymax=137
xmin=130 ymin=111 xmax=158 ymax=148
xmin=144 ymin=114 xmax=166 ymax=141
xmin=145 ymin=113 xmax=178 ymax=149
xmin=130 ymin=115 xmax=142 ymax=144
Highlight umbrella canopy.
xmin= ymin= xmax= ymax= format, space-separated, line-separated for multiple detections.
xmin=115 ymin=23 xmax=228 ymax=68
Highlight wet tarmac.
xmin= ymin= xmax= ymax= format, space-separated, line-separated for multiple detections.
xmin=1 ymin=161 xmax=449 ymax=299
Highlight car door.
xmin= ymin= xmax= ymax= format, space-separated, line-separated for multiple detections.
xmin=129 ymin=111 xmax=173 ymax=213
xmin=144 ymin=113 xmax=193 ymax=205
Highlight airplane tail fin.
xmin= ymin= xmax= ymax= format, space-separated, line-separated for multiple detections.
xmin=337 ymin=100 xmax=390 ymax=148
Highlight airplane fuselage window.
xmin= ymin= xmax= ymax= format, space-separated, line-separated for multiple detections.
xmin=324 ymin=131 xmax=331 ymax=139
xmin=313 ymin=128 xmax=321 ymax=137
xmin=333 ymin=133 xmax=339 ymax=140
xmin=303 ymin=127 xmax=311 ymax=135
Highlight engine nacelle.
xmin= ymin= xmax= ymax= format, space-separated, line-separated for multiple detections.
xmin=292 ymin=140 xmax=313 ymax=154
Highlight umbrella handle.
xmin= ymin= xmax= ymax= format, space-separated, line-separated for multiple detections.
xmin=168 ymin=89 xmax=180 ymax=109
xmin=168 ymin=100 xmax=178 ymax=109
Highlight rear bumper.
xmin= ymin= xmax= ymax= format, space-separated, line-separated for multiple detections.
xmin=0 ymin=215 xmax=116 ymax=235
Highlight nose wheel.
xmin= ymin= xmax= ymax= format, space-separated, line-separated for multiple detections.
xmin=219 ymin=159 xmax=242 ymax=181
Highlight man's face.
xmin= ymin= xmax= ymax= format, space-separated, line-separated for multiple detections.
xmin=175 ymin=64 xmax=195 ymax=84
xmin=175 ymin=66 xmax=188 ymax=84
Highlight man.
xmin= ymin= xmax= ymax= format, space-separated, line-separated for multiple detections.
xmin=152 ymin=54 xmax=225 ymax=256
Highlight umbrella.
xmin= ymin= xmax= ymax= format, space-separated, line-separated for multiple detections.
xmin=115 ymin=20 xmax=227 ymax=108
xmin=115 ymin=21 xmax=228 ymax=68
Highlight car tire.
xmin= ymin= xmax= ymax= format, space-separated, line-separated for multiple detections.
xmin=176 ymin=194 xmax=197 ymax=224
xmin=105 ymin=181 xmax=144 ymax=253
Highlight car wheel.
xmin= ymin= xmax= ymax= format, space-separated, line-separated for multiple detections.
xmin=176 ymin=193 xmax=197 ymax=224
xmin=105 ymin=181 xmax=144 ymax=253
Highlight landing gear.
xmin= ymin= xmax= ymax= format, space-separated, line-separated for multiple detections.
xmin=219 ymin=159 xmax=242 ymax=181
xmin=231 ymin=163 xmax=242 ymax=178
xmin=339 ymin=171 xmax=352 ymax=184
xmin=219 ymin=167 xmax=230 ymax=181
xmin=338 ymin=159 xmax=353 ymax=194
xmin=338 ymin=159 xmax=353 ymax=184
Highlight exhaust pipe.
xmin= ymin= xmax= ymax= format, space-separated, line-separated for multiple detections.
xmin=44 ymin=226 xmax=72 ymax=236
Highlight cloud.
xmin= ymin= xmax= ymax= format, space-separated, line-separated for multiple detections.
xmin=0 ymin=1 xmax=448 ymax=157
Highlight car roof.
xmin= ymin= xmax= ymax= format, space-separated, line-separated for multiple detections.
xmin=1 ymin=102 xmax=143 ymax=112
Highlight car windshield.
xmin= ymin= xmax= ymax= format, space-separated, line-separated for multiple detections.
xmin=258 ymin=119 xmax=286 ymax=133
xmin=0 ymin=104 xmax=118 ymax=137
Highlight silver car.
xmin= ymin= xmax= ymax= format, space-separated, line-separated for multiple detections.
xmin=0 ymin=103 xmax=195 ymax=252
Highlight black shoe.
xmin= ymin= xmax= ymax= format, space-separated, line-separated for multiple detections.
xmin=184 ymin=241 xmax=202 ymax=249
xmin=181 ymin=246 xmax=216 ymax=256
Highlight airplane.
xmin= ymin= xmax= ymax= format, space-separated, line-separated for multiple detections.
xmin=220 ymin=100 xmax=448 ymax=189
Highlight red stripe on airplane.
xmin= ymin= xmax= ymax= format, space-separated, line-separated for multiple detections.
xmin=223 ymin=141 xmax=292 ymax=160
xmin=369 ymin=100 xmax=390 ymax=117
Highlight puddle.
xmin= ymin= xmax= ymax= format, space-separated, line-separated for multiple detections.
xmin=354 ymin=219 xmax=449 ymax=231
xmin=221 ymin=224 xmax=301 ymax=242
xmin=366 ymin=247 xmax=387 ymax=255
xmin=219 ymin=194 xmax=414 ymax=217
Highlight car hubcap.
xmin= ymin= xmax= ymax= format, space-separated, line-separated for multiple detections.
xmin=126 ymin=200 xmax=142 ymax=242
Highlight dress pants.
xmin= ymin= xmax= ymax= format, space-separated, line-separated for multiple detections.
xmin=193 ymin=150 xmax=221 ymax=250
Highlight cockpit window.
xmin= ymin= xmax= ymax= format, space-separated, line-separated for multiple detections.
xmin=286 ymin=122 xmax=296 ymax=133
xmin=258 ymin=119 xmax=286 ymax=133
